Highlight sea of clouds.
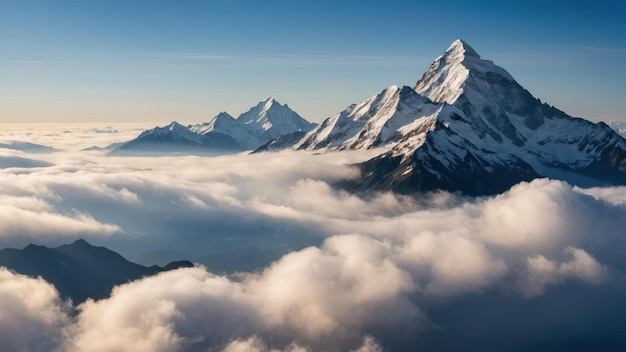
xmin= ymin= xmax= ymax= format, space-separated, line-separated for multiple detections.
xmin=1 ymin=124 xmax=626 ymax=351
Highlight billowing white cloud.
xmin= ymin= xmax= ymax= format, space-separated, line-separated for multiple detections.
xmin=62 ymin=236 xmax=420 ymax=352
xmin=576 ymin=185 xmax=626 ymax=206
xmin=221 ymin=335 xmax=381 ymax=352
xmin=0 ymin=201 xmax=120 ymax=242
xmin=520 ymin=247 xmax=608 ymax=297
xmin=62 ymin=267 xmax=255 ymax=352
xmin=1 ymin=125 xmax=626 ymax=350
xmin=0 ymin=267 xmax=70 ymax=352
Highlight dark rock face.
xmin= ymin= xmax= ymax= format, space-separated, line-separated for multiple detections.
xmin=343 ymin=140 xmax=540 ymax=197
xmin=0 ymin=239 xmax=194 ymax=303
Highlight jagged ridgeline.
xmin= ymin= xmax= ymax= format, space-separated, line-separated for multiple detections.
xmin=109 ymin=97 xmax=316 ymax=155
xmin=284 ymin=40 xmax=626 ymax=195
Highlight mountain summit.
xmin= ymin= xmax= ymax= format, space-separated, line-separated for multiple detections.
xmin=414 ymin=39 xmax=515 ymax=105
xmin=238 ymin=97 xmax=315 ymax=142
xmin=273 ymin=39 xmax=626 ymax=195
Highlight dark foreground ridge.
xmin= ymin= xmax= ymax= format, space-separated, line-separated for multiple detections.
xmin=0 ymin=239 xmax=194 ymax=303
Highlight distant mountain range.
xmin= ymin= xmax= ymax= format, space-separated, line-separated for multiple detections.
xmin=0 ymin=239 xmax=193 ymax=303
xmin=109 ymin=97 xmax=316 ymax=155
xmin=0 ymin=141 xmax=58 ymax=153
xmin=108 ymin=39 xmax=626 ymax=195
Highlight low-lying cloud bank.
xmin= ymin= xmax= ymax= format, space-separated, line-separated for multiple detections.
xmin=1 ymin=126 xmax=626 ymax=350
xmin=2 ymin=177 xmax=626 ymax=350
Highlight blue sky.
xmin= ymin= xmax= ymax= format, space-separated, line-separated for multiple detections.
xmin=1 ymin=0 xmax=625 ymax=124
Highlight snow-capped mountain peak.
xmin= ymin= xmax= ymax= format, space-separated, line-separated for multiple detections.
xmin=261 ymin=96 xmax=275 ymax=106
xmin=447 ymin=39 xmax=480 ymax=59
xmin=187 ymin=112 xmax=260 ymax=149
xmin=238 ymin=97 xmax=315 ymax=140
xmin=414 ymin=38 xmax=514 ymax=105
xmin=189 ymin=112 xmax=236 ymax=135
xmin=287 ymin=39 xmax=626 ymax=195
xmin=111 ymin=98 xmax=315 ymax=155
xmin=140 ymin=121 xmax=199 ymax=141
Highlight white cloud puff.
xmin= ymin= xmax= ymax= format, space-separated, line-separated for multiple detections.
xmin=520 ymin=247 xmax=608 ymax=297
xmin=0 ymin=201 xmax=120 ymax=242
xmin=0 ymin=267 xmax=70 ymax=352
xmin=62 ymin=236 xmax=420 ymax=352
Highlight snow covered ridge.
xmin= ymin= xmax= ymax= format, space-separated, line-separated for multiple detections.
xmin=287 ymin=39 xmax=626 ymax=195
xmin=110 ymin=97 xmax=316 ymax=155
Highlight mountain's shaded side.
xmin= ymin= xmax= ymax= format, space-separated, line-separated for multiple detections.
xmin=265 ymin=39 xmax=626 ymax=195
xmin=0 ymin=239 xmax=194 ymax=303
xmin=109 ymin=98 xmax=315 ymax=155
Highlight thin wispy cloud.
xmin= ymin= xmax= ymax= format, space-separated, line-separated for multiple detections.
xmin=145 ymin=52 xmax=429 ymax=67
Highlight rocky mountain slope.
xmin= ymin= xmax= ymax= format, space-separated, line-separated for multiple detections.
xmin=277 ymin=39 xmax=626 ymax=195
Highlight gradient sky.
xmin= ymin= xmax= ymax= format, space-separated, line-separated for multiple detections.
xmin=1 ymin=0 xmax=625 ymax=124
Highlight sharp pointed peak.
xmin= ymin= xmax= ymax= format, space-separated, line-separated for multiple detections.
xmin=447 ymin=39 xmax=480 ymax=59
xmin=165 ymin=121 xmax=187 ymax=131
xmin=69 ymin=238 xmax=93 ymax=247
xmin=414 ymin=39 xmax=515 ymax=104
xmin=260 ymin=96 xmax=279 ymax=107
xmin=385 ymin=84 xmax=400 ymax=91
xmin=214 ymin=111 xmax=235 ymax=120
xmin=164 ymin=121 xmax=185 ymax=128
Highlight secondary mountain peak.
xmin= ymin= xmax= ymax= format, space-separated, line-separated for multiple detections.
xmin=238 ymin=97 xmax=315 ymax=140
xmin=262 ymin=96 xmax=275 ymax=104
xmin=215 ymin=111 xmax=235 ymax=120
xmin=110 ymin=98 xmax=315 ymax=155
xmin=246 ymin=96 xmax=285 ymax=120
xmin=166 ymin=121 xmax=187 ymax=131
xmin=140 ymin=121 xmax=199 ymax=142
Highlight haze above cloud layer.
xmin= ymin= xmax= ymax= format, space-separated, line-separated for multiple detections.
xmin=2 ymin=125 xmax=626 ymax=351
